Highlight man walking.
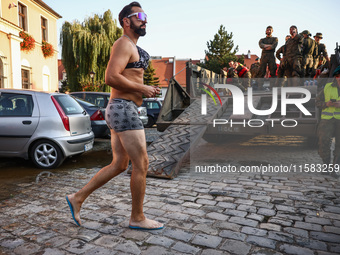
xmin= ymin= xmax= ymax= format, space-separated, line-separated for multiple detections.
xmin=66 ymin=2 xmax=163 ymax=230
xmin=316 ymin=65 xmax=340 ymax=165
xmin=258 ymin=26 xmax=278 ymax=88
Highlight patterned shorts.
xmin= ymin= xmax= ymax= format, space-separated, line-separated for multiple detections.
xmin=105 ymin=99 xmax=144 ymax=132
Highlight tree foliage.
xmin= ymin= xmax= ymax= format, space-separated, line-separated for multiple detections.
xmin=144 ymin=61 xmax=160 ymax=86
xmin=60 ymin=10 xmax=122 ymax=91
xmin=200 ymin=25 xmax=239 ymax=73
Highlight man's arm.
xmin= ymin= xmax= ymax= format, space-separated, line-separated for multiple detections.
xmin=313 ymin=40 xmax=318 ymax=58
xmin=321 ymin=44 xmax=330 ymax=62
xmin=315 ymin=89 xmax=336 ymax=109
xmin=276 ymin=46 xmax=283 ymax=61
xmin=105 ymin=40 xmax=157 ymax=97
xmin=259 ymin=38 xmax=266 ymax=49
xmin=315 ymin=89 xmax=326 ymax=109
xmin=269 ymin=37 xmax=278 ymax=50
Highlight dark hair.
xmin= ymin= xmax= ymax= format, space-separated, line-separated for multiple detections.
xmin=267 ymin=26 xmax=273 ymax=29
xmin=118 ymin=2 xmax=142 ymax=27
xmin=290 ymin=25 xmax=297 ymax=30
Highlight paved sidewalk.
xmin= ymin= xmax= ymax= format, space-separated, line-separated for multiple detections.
xmin=1 ymin=136 xmax=340 ymax=254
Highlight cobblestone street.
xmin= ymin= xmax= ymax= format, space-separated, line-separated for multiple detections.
xmin=0 ymin=134 xmax=340 ymax=255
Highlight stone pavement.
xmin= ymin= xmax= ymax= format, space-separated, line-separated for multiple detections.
xmin=1 ymin=135 xmax=340 ymax=255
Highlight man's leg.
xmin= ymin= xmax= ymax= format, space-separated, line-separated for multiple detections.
xmin=333 ymin=119 xmax=340 ymax=164
xmin=258 ymin=56 xmax=268 ymax=89
xmin=292 ymin=57 xmax=302 ymax=87
xmin=317 ymin=119 xmax=334 ymax=164
xmin=66 ymin=129 xmax=129 ymax=225
xmin=306 ymin=56 xmax=314 ymax=78
xmin=117 ymin=129 xmax=163 ymax=229
xmin=268 ymin=55 xmax=277 ymax=88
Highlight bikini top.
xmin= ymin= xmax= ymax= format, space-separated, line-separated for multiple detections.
xmin=126 ymin=45 xmax=150 ymax=70
xmin=124 ymin=35 xmax=150 ymax=70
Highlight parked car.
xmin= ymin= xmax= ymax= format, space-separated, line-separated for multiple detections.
xmin=70 ymin=91 xmax=148 ymax=126
xmin=0 ymin=89 xmax=94 ymax=169
xmin=142 ymin=98 xmax=163 ymax=127
xmin=74 ymin=97 xmax=110 ymax=138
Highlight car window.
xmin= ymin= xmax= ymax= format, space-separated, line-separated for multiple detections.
xmin=146 ymin=101 xmax=160 ymax=109
xmin=53 ymin=95 xmax=84 ymax=115
xmin=0 ymin=93 xmax=33 ymax=116
xmin=71 ymin=93 xmax=84 ymax=100
xmin=84 ymin=94 xmax=105 ymax=108
xmin=74 ymin=98 xmax=97 ymax=108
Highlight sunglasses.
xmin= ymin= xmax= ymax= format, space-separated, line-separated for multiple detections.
xmin=127 ymin=12 xmax=147 ymax=22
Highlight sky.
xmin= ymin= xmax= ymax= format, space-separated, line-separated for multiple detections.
xmin=45 ymin=0 xmax=340 ymax=61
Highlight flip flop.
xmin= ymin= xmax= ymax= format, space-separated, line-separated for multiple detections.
xmin=66 ymin=196 xmax=81 ymax=226
xmin=129 ymin=225 xmax=164 ymax=231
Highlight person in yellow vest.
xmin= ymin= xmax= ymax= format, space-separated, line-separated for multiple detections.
xmin=316 ymin=65 xmax=340 ymax=165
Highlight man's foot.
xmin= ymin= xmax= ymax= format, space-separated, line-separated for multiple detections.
xmin=129 ymin=218 xmax=164 ymax=230
xmin=66 ymin=194 xmax=82 ymax=226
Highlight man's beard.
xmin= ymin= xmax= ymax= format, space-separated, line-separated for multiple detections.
xmin=131 ymin=21 xmax=146 ymax=36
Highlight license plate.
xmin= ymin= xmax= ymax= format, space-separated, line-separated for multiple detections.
xmin=84 ymin=142 xmax=93 ymax=151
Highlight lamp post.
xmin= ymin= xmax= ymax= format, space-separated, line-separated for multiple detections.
xmin=89 ymin=71 xmax=95 ymax=86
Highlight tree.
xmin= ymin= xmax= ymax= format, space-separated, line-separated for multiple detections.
xmin=200 ymin=25 xmax=239 ymax=73
xmin=60 ymin=10 xmax=122 ymax=91
xmin=144 ymin=61 xmax=160 ymax=86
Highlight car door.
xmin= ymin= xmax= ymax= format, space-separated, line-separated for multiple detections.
xmin=0 ymin=92 xmax=39 ymax=154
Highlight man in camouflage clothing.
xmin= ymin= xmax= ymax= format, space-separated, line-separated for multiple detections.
xmin=285 ymin=25 xmax=304 ymax=86
xmin=316 ymin=65 xmax=340 ymax=165
xmin=234 ymin=62 xmax=251 ymax=90
xmin=301 ymin=30 xmax=317 ymax=78
xmin=312 ymin=33 xmax=330 ymax=77
xmin=250 ymin=58 xmax=260 ymax=78
xmin=275 ymin=35 xmax=291 ymax=86
xmin=250 ymin=58 xmax=261 ymax=89
xmin=258 ymin=26 xmax=278 ymax=88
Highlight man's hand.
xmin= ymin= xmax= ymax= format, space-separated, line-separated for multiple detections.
xmin=326 ymin=100 xmax=337 ymax=107
xmin=142 ymin=85 xmax=160 ymax=98
xmin=264 ymin=45 xmax=272 ymax=50
xmin=333 ymin=101 xmax=340 ymax=108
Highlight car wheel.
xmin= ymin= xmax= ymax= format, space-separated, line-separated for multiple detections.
xmin=30 ymin=140 xmax=64 ymax=169
xmin=145 ymin=116 xmax=155 ymax=128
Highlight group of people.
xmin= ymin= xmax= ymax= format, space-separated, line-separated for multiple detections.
xmin=223 ymin=25 xmax=331 ymax=90
xmin=258 ymin=25 xmax=330 ymax=87
xmin=254 ymin=26 xmax=340 ymax=169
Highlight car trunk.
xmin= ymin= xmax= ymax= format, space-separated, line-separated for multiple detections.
xmin=52 ymin=95 xmax=92 ymax=136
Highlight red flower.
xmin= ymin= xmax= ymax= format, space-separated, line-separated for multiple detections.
xmin=41 ymin=40 xmax=54 ymax=58
xmin=19 ymin=31 xmax=35 ymax=52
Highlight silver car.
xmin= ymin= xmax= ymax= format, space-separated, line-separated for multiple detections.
xmin=0 ymin=89 xmax=94 ymax=169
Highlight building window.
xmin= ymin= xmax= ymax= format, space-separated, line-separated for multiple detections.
xmin=21 ymin=69 xmax=30 ymax=89
xmin=18 ymin=3 xmax=27 ymax=31
xmin=41 ymin=17 xmax=48 ymax=41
